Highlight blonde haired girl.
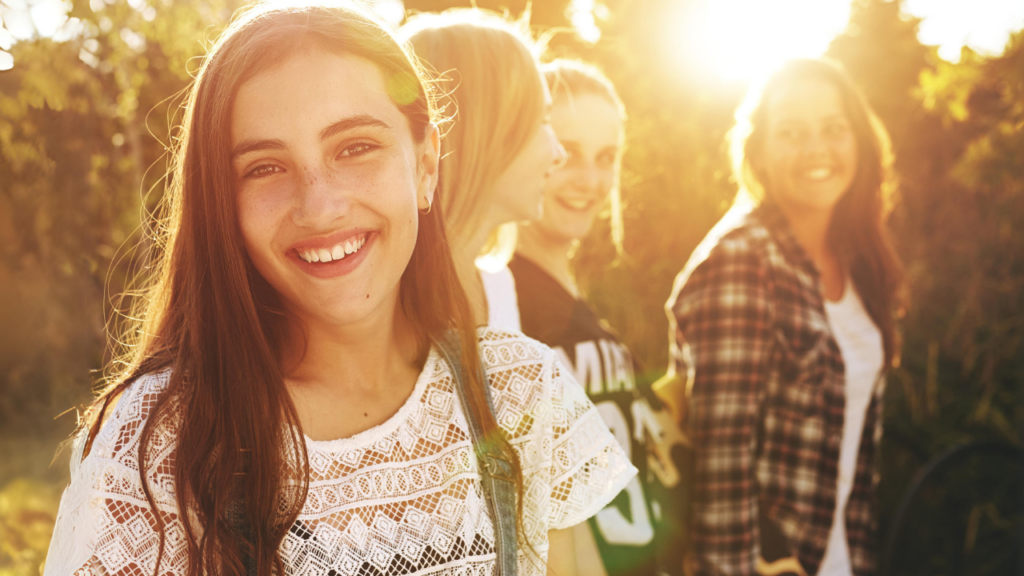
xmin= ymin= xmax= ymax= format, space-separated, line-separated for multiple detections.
xmin=399 ymin=9 xmax=565 ymax=329
xmin=513 ymin=59 xmax=690 ymax=576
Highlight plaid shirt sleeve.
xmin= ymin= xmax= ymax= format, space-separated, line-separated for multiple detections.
xmin=669 ymin=237 xmax=774 ymax=576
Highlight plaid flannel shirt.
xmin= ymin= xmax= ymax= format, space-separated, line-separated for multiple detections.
xmin=665 ymin=202 xmax=883 ymax=576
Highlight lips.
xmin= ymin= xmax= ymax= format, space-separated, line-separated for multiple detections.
xmin=288 ymin=230 xmax=375 ymax=279
xmin=803 ymin=167 xmax=835 ymax=181
xmin=555 ymin=197 xmax=598 ymax=212
xmin=296 ymin=234 xmax=367 ymax=264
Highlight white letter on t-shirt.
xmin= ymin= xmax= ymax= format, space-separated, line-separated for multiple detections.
xmin=569 ymin=341 xmax=603 ymax=396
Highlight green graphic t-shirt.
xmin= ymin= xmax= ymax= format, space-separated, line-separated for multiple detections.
xmin=509 ymin=255 xmax=691 ymax=576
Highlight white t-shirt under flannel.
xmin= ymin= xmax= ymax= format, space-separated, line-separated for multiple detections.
xmin=819 ymin=283 xmax=884 ymax=576
xmin=44 ymin=328 xmax=636 ymax=576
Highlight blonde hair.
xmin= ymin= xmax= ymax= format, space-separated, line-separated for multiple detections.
xmin=399 ymin=8 xmax=545 ymax=269
xmin=542 ymin=58 xmax=627 ymax=253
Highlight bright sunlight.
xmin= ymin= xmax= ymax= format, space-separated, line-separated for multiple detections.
xmin=689 ymin=0 xmax=851 ymax=81
xmin=669 ymin=0 xmax=1024 ymax=83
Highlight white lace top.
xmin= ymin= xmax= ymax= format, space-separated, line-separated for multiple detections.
xmin=44 ymin=329 xmax=636 ymax=576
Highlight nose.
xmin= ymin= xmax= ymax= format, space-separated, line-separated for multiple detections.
xmin=803 ymin=131 xmax=831 ymax=160
xmin=291 ymin=165 xmax=351 ymax=229
xmin=577 ymin=162 xmax=601 ymax=194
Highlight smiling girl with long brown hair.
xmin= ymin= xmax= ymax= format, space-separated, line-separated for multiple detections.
xmin=660 ymin=59 xmax=904 ymax=576
xmin=43 ymin=3 xmax=633 ymax=575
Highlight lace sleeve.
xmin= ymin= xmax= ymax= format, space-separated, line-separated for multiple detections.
xmin=44 ymin=371 xmax=190 ymax=576
xmin=543 ymin=355 xmax=636 ymax=530
xmin=481 ymin=330 xmax=636 ymax=540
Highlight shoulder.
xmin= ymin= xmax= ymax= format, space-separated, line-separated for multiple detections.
xmin=84 ymin=369 xmax=175 ymax=463
xmin=475 ymin=326 xmax=556 ymax=373
xmin=480 ymin=266 xmax=522 ymax=332
xmin=474 ymin=327 xmax=573 ymax=412
xmin=49 ymin=369 xmax=184 ymax=576
xmin=688 ymin=207 xmax=776 ymax=280
xmin=508 ymin=255 xmax=579 ymax=345
xmin=474 ymin=328 xmax=604 ymax=451
xmin=667 ymin=206 xmax=779 ymax=311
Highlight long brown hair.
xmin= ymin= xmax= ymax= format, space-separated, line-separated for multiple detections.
xmin=81 ymin=3 xmax=520 ymax=575
xmin=399 ymin=8 xmax=545 ymax=267
xmin=730 ymin=58 xmax=905 ymax=366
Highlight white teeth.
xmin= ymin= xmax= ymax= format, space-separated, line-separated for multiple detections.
xmin=561 ymin=198 xmax=591 ymax=210
xmin=807 ymin=168 xmax=832 ymax=180
xmin=299 ymin=235 xmax=368 ymax=264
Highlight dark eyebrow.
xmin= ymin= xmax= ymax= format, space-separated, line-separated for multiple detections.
xmin=319 ymin=114 xmax=392 ymax=142
xmin=231 ymin=138 xmax=286 ymax=160
xmin=231 ymin=115 xmax=392 ymax=161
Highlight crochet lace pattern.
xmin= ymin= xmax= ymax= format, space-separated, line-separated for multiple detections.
xmin=44 ymin=329 xmax=636 ymax=576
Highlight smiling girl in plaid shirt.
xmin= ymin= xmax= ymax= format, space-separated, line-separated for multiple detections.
xmin=657 ymin=59 xmax=904 ymax=576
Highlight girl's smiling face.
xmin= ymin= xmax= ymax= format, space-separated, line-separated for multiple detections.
xmin=759 ymin=79 xmax=858 ymax=215
xmin=535 ymin=92 xmax=622 ymax=245
xmin=231 ymin=50 xmax=438 ymax=327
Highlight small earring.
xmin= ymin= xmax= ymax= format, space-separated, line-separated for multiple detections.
xmin=419 ymin=197 xmax=432 ymax=215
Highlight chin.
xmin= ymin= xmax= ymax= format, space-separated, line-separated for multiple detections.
xmin=811 ymin=194 xmax=848 ymax=211
xmin=563 ymin=214 xmax=599 ymax=240
xmin=781 ymin=189 xmax=846 ymax=213
xmin=544 ymin=223 xmax=588 ymax=246
xmin=313 ymin=300 xmax=381 ymax=327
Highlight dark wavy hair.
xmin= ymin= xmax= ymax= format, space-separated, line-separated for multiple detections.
xmin=730 ymin=58 xmax=905 ymax=367
xmin=81 ymin=3 xmax=521 ymax=575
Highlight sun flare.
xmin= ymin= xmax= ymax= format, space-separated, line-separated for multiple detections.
xmin=688 ymin=0 xmax=852 ymax=82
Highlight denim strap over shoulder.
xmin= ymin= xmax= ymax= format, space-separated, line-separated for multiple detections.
xmin=434 ymin=330 xmax=519 ymax=576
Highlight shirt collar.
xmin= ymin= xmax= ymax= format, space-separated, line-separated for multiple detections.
xmin=752 ymin=200 xmax=821 ymax=278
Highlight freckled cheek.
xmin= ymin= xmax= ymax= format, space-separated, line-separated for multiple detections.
xmin=763 ymin=153 xmax=792 ymax=186
xmin=841 ymin=141 xmax=858 ymax=172
xmin=363 ymin=169 xmax=419 ymax=217
xmin=544 ymin=172 xmax=573 ymax=196
xmin=237 ymin=183 xmax=297 ymax=260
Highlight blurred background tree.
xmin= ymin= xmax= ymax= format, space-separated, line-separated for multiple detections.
xmin=1 ymin=0 xmax=1022 ymax=573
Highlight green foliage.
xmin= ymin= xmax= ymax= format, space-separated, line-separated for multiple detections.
xmin=2 ymin=0 xmax=1023 ymax=573
xmin=0 ymin=2 xmax=230 ymax=572
xmin=0 ymin=479 xmax=63 ymax=576
xmin=825 ymin=6 xmax=1024 ymax=559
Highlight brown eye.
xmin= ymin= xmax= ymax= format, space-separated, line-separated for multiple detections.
xmin=338 ymin=142 xmax=377 ymax=158
xmin=778 ymin=127 xmax=801 ymax=141
xmin=246 ymin=164 xmax=284 ymax=179
xmin=825 ymin=122 xmax=849 ymax=136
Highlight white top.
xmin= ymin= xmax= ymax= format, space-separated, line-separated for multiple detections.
xmin=44 ymin=328 xmax=636 ymax=576
xmin=818 ymin=283 xmax=884 ymax=575
xmin=480 ymin=267 xmax=522 ymax=332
